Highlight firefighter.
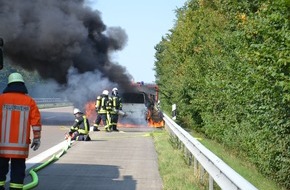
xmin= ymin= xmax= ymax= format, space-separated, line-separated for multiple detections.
xmin=93 ymin=90 xmax=112 ymax=132
xmin=109 ymin=87 xmax=123 ymax=131
xmin=67 ymin=108 xmax=91 ymax=141
xmin=0 ymin=72 xmax=42 ymax=190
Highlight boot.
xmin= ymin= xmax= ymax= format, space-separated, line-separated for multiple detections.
xmin=93 ymin=124 xmax=100 ymax=131
xmin=113 ymin=125 xmax=119 ymax=132
xmin=105 ymin=125 xmax=111 ymax=132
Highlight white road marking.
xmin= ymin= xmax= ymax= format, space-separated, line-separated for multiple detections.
xmin=6 ymin=140 xmax=68 ymax=182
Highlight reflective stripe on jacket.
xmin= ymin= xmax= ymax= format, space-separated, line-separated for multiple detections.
xmin=95 ymin=95 xmax=111 ymax=114
xmin=0 ymin=92 xmax=42 ymax=158
xmin=71 ymin=115 xmax=89 ymax=135
xmin=110 ymin=95 xmax=122 ymax=114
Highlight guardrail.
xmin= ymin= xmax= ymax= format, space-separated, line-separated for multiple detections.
xmin=34 ymin=98 xmax=72 ymax=109
xmin=34 ymin=98 xmax=67 ymax=104
xmin=163 ymin=113 xmax=258 ymax=190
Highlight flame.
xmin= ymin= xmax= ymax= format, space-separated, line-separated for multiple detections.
xmin=118 ymin=122 xmax=148 ymax=128
xmin=147 ymin=118 xmax=165 ymax=128
xmin=85 ymin=100 xmax=165 ymax=128
xmin=146 ymin=108 xmax=165 ymax=128
xmin=85 ymin=101 xmax=97 ymax=124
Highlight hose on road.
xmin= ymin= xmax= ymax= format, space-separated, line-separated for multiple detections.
xmin=23 ymin=138 xmax=72 ymax=190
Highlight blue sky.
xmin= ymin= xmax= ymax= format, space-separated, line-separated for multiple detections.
xmin=87 ymin=0 xmax=187 ymax=83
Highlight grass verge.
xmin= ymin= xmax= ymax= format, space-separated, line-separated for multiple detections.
xmin=152 ymin=129 xmax=284 ymax=190
xmin=152 ymin=130 xmax=203 ymax=190
xmin=191 ymin=131 xmax=285 ymax=190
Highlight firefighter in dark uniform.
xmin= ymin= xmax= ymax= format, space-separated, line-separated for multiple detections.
xmin=93 ymin=90 xmax=112 ymax=132
xmin=68 ymin=108 xmax=91 ymax=141
xmin=109 ymin=88 xmax=123 ymax=131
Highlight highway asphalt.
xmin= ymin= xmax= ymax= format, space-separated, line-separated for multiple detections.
xmin=8 ymin=106 xmax=163 ymax=190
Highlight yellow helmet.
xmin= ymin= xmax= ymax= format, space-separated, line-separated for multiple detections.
xmin=8 ymin=72 xmax=24 ymax=84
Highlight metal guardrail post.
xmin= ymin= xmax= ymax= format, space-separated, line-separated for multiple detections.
xmin=209 ymin=176 xmax=214 ymax=190
xmin=163 ymin=113 xmax=258 ymax=190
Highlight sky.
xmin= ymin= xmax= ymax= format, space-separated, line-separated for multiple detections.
xmin=87 ymin=0 xmax=187 ymax=83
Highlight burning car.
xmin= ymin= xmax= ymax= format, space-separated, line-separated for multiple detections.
xmin=85 ymin=83 xmax=165 ymax=129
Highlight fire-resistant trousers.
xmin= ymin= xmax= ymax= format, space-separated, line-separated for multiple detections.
xmin=95 ymin=113 xmax=111 ymax=131
xmin=0 ymin=157 xmax=26 ymax=190
xmin=110 ymin=113 xmax=119 ymax=130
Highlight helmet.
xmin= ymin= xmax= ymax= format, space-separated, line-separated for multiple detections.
xmin=8 ymin=72 xmax=24 ymax=84
xmin=112 ymin=87 xmax=118 ymax=96
xmin=102 ymin=90 xmax=109 ymax=96
xmin=73 ymin=108 xmax=82 ymax=115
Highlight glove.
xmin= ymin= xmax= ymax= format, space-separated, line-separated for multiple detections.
xmin=31 ymin=138 xmax=41 ymax=151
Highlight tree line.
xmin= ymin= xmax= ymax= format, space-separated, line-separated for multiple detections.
xmin=154 ymin=0 xmax=289 ymax=188
xmin=0 ymin=61 xmax=46 ymax=96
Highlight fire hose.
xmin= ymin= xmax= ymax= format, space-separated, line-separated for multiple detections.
xmin=23 ymin=138 xmax=72 ymax=190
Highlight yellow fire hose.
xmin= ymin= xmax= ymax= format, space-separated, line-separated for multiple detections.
xmin=23 ymin=138 xmax=72 ymax=190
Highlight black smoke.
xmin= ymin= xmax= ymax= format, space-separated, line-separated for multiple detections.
xmin=0 ymin=0 xmax=137 ymax=107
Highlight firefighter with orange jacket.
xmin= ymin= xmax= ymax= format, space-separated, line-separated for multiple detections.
xmin=0 ymin=72 xmax=42 ymax=190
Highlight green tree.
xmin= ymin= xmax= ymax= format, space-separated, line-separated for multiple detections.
xmin=154 ymin=0 xmax=290 ymax=188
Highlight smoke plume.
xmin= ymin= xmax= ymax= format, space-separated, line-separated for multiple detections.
xmin=0 ymin=0 xmax=137 ymax=108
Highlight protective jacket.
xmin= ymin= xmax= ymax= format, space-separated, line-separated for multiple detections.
xmin=0 ymin=92 xmax=42 ymax=158
xmin=70 ymin=115 xmax=90 ymax=135
xmin=95 ymin=95 xmax=111 ymax=114
xmin=110 ymin=95 xmax=122 ymax=114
